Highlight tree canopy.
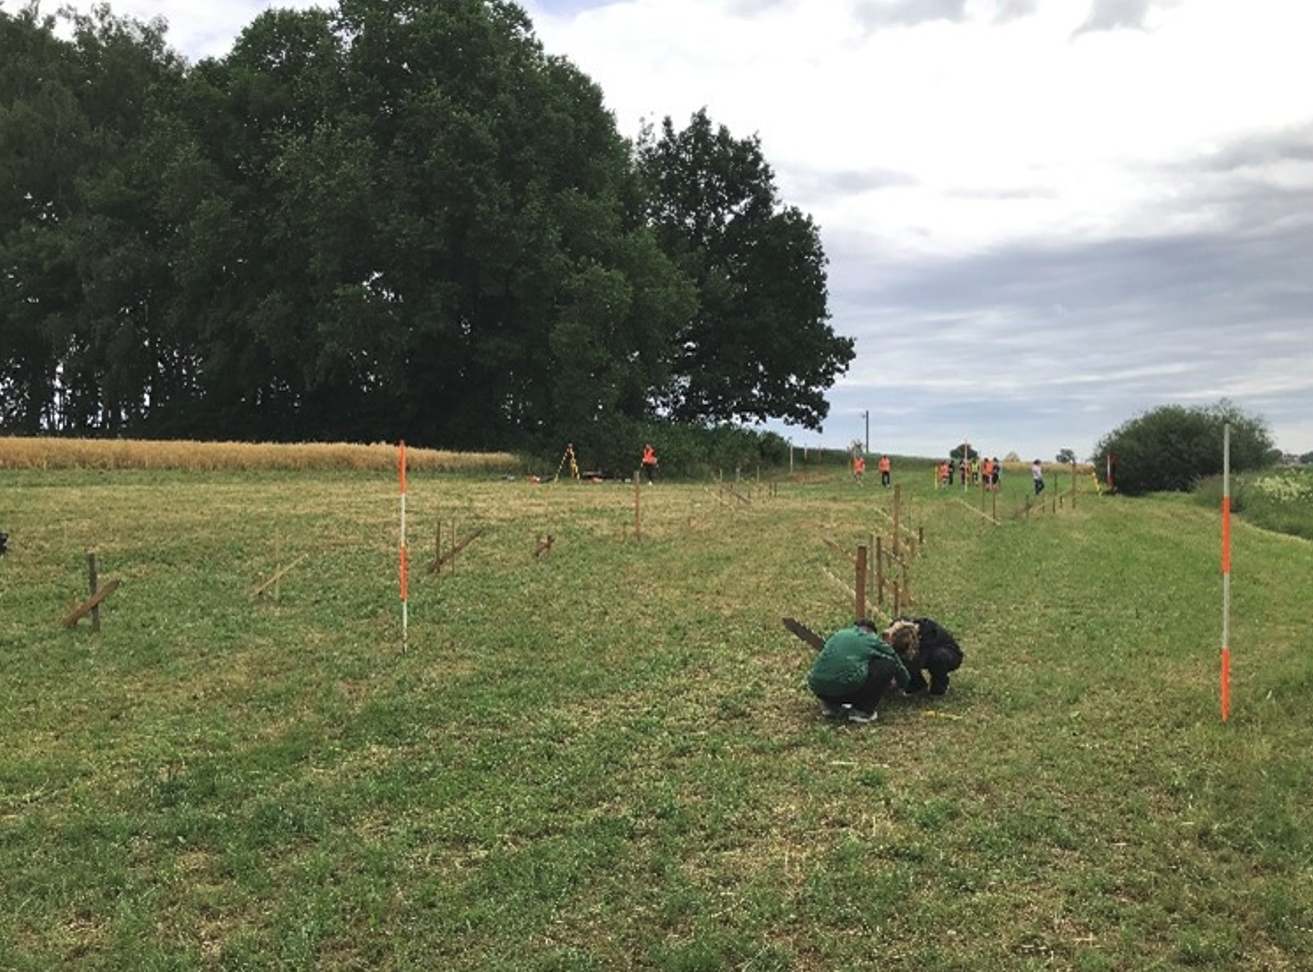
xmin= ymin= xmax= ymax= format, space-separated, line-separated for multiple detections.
xmin=0 ymin=1 xmax=848 ymax=455
xmin=1092 ymin=400 xmax=1275 ymax=496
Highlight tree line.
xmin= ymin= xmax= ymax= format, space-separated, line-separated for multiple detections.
xmin=0 ymin=0 xmax=853 ymax=463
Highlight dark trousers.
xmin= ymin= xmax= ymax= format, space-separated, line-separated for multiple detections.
xmin=906 ymin=648 xmax=961 ymax=695
xmin=820 ymin=658 xmax=900 ymax=714
xmin=643 ymin=463 xmax=657 ymax=483
xmin=1034 ymin=478 xmax=1044 ymax=495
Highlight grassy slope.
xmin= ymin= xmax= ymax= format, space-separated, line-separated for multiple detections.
xmin=1 ymin=466 xmax=1310 ymax=971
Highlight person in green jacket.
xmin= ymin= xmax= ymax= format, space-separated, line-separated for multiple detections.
xmin=807 ymin=619 xmax=911 ymax=723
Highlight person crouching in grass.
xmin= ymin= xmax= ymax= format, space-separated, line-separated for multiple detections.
xmin=884 ymin=617 xmax=964 ymax=696
xmin=807 ymin=619 xmax=910 ymax=724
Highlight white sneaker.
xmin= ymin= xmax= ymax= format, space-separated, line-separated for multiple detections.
xmin=848 ymin=709 xmax=878 ymax=724
xmin=819 ymin=701 xmax=845 ymax=718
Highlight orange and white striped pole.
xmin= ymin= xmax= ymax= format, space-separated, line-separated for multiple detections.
xmin=399 ymin=439 xmax=409 ymax=651
xmin=1220 ymin=424 xmax=1231 ymax=721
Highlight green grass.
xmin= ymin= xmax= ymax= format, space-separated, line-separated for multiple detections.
xmin=1195 ymin=466 xmax=1313 ymax=541
xmin=2 ymin=464 xmax=1310 ymax=970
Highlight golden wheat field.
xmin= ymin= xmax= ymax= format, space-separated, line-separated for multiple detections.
xmin=0 ymin=436 xmax=519 ymax=474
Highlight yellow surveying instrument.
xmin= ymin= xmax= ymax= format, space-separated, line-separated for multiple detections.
xmin=555 ymin=443 xmax=581 ymax=482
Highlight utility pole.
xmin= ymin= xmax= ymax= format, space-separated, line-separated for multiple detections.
xmin=863 ymin=410 xmax=869 ymax=454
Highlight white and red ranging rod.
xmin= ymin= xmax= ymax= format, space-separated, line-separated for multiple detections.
xmin=399 ymin=439 xmax=409 ymax=651
xmin=1221 ymin=424 xmax=1231 ymax=721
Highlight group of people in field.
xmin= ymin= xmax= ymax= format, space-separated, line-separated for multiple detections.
xmin=635 ymin=438 xmax=968 ymax=725
xmin=851 ymin=453 xmax=893 ymax=487
xmin=936 ymin=456 xmax=1004 ymax=489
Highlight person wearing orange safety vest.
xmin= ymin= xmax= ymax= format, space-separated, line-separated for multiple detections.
xmin=853 ymin=454 xmax=866 ymax=483
xmin=878 ymin=454 xmax=891 ymax=487
xmin=641 ymin=444 xmax=658 ymax=484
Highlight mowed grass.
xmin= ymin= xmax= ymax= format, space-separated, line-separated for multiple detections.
xmin=1 ymin=459 xmax=1310 ymax=971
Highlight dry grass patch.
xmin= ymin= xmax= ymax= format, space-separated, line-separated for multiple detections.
xmin=0 ymin=436 xmax=518 ymax=474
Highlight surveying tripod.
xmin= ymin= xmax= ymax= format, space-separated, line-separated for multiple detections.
xmin=555 ymin=443 xmax=580 ymax=482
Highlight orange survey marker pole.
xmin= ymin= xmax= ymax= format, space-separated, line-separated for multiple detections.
xmin=1220 ymin=425 xmax=1231 ymax=721
xmin=399 ymin=440 xmax=409 ymax=651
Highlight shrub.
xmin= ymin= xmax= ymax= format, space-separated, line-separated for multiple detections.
xmin=1092 ymin=400 xmax=1274 ymax=496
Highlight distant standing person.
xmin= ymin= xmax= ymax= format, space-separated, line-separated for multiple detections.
xmin=641 ymin=444 xmax=659 ymax=484
xmin=878 ymin=454 xmax=891 ymax=487
xmin=1032 ymin=459 xmax=1045 ymax=495
xmin=853 ymin=454 xmax=866 ymax=484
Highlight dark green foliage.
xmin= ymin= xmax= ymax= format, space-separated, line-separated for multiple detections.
xmin=531 ymin=420 xmax=790 ymax=482
xmin=1195 ymin=466 xmax=1313 ymax=540
xmin=636 ymin=109 xmax=853 ymax=431
xmin=1091 ymin=400 xmax=1275 ymax=496
xmin=0 ymin=2 xmax=837 ymax=451
xmin=0 ymin=3 xmax=184 ymax=433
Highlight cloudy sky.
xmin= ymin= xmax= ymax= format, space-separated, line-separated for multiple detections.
xmin=64 ymin=0 xmax=1313 ymax=459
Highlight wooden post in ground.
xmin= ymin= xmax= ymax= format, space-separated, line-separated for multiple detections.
xmin=875 ymin=536 xmax=885 ymax=606
xmin=902 ymin=560 xmax=912 ymax=611
xmin=1072 ymin=461 xmax=1078 ymax=509
xmin=855 ymin=545 xmax=868 ymax=620
xmin=892 ymin=484 xmax=902 ymax=558
xmin=63 ymin=568 xmax=121 ymax=629
xmin=87 ymin=549 xmax=101 ymax=632
xmin=868 ymin=532 xmax=877 ymax=603
xmin=633 ymin=471 xmax=642 ymax=541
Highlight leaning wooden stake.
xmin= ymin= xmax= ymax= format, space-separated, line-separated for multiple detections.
xmin=252 ymin=553 xmax=309 ymax=598
xmin=63 ymin=577 xmax=121 ymax=628
xmin=430 ymin=526 xmax=485 ymax=574
xmin=955 ymin=496 xmax=999 ymax=525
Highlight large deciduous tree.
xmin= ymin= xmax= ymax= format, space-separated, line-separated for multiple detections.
xmin=4 ymin=2 xmax=846 ymax=451
xmin=636 ymin=108 xmax=853 ymax=431
xmin=1 ymin=2 xmax=184 ymax=434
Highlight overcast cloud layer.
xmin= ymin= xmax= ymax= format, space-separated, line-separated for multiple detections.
xmin=69 ymin=0 xmax=1313 ymax=459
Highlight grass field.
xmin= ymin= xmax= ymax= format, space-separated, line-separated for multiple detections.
xmin=2 ymin=452 xmax=1310 ymax=971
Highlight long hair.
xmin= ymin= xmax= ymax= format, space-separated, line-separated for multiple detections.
xmin=883 ymin=618 xmax=920 ymax=659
